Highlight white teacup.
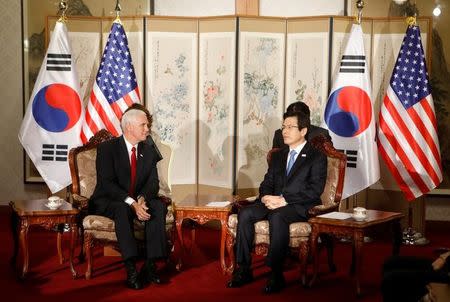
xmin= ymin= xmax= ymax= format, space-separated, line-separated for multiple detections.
xmin=353 ymin=207 xmax=367 ymax=221
xmin=47 ymin=196 xmax=63 ymax=209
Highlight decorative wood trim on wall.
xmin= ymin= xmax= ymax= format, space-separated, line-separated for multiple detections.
xmin=236 ymin=0 xmax=259 ymax=16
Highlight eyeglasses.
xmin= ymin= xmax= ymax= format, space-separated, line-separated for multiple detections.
xmin=280 ymin=125 xmax=299 ymax=131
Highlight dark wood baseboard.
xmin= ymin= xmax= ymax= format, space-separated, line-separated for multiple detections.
xmin=426 ymin=220 xmax=450 ymax=232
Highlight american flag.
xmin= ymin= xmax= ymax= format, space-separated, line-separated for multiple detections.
xmin=378 ymin=25 xmax=442 ymax=201
xmin=80 ymin=21 xmax=140 ymax=143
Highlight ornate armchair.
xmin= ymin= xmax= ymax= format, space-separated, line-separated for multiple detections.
xmin=225 ymin=135 xmax=346 ymax=284
xmin=68 ymin=129 xmax=174 ymax=279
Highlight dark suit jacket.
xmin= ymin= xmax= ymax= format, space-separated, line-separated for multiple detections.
xmin=259 ymin=142 xmax=327 ymax=218
xmin=272 ymin=125 xmax=332 ymax=149
xmin=89 ymin=136 xmax=160 ymax=214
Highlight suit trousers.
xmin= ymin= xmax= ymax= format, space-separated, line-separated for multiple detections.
xmin=235 ymin=202 xmax=306 ymax=271
xmin=93 ymin=198 xmax=167 ymax=261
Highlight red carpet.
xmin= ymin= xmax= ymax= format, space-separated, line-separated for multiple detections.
xmin=1 ymin=205 xmax=448 ymax=302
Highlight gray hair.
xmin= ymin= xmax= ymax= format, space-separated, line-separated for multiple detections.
xmin=121 ymin=109 xmax=146 ymax=130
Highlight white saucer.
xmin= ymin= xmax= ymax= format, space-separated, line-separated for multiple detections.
xmin=45 ymin=201 xmax=62 ymax=210
xmin=352 ymin=214 xmax=367 ymax=221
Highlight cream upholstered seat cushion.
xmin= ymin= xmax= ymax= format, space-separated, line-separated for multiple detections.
xmin=83 ymin=207 xmax=174 ymax=242
xmin=227 ymin=213 xmax=311 ymax=248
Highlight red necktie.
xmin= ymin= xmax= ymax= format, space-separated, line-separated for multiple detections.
xmin=129 ymin=146 xmax=137 ymax=197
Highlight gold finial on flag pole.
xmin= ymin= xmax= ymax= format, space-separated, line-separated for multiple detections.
xmin=355 ymin=0 xmax=365 ymax=24
xmin=114 ymin=0 xmax=122 ymax=24
xmin=403 ymin=0 xmax=418 ymax=27
xmin=406 ymin=16 xmax=417 ymax=27
xmin=57 ymin=1 xmax=68 ymax=23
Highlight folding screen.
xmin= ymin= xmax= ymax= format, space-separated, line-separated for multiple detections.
xmin=198 ymin=17 xmax=237 ymax=195
xmin=146 ymin=17 xmax=198 ymax=201
xmin=42 ymin=15 xmax=437 ymax=198
xmin=285 ymin=17 xmax=330 ymax=126
xmin=235 ymin=17 xmax=286 ymax=196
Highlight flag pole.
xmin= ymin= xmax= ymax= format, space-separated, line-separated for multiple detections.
xmin=355 ymin=0 xmax=375 ymax=244
xmin=355 ymin=0 xmax=364 ymax=24
xmin=57 ymin=0 xmax=70 ymax=202
xmin=57 ymin=1 xmax=68 ymax=24
xmin=55 ymin=0 xmax=72 ymax=231
xmin=114 ymin=0 xmax=122 ymax=24
xmin=337 ymin=0 xmax=375 ymax=245
xmin=400 ymin=15 xmax=430 ymax=246
xmin=403 ymin=199 xmax=429 ymax=245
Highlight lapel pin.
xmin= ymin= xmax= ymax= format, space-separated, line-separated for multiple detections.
xmin=301 ymin=154 xmax=306 ymax=157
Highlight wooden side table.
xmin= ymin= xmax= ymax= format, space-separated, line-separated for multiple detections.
xmin=10 ymin=199 xmax=80 ymax=279
xmin=174 ymin=194 xmax=233 ymax=274
xmin=308 ymin=209 xmax=404 ymax=296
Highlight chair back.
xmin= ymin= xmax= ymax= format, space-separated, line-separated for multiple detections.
xmin=309 ymin=135 xmax=346 ymax=212
xmin=69 ymin=129 xmax=114 ymax=200
xmin=156 ymin=142 xmax=173 ymax=198
xmin=69 ymin=130 xmax=173 ymax=200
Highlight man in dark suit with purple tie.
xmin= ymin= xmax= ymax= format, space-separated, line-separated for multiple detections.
xmin=89 ymin=107 xmax=167 ymax=290
xmin=227 ymin=110 xmax=327 ymax=294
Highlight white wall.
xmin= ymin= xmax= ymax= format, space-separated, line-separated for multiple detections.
xmin=155 ymin=0 xmax=235 ymax=16
xmin=0 ymin=0 xmax=47 ymax=205
xmin=260 ymin=0 xmax=347 ymax=17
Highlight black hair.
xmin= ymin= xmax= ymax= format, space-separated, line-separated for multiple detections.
xmin=286 ymin=101 xmax=310 ymax=117
xmin=283 ymin=110 xmax=310 ymax=131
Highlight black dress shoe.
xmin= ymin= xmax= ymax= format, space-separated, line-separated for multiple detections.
xmin=263 ymin=273 xmax=285 ymax=294
xmin=124 ymin=259 xmax=143 ymax=290
xmin=140 ymin=260 xmax=162 ymax=285
xmin=227 ymin=267 xmax=254 ymax=288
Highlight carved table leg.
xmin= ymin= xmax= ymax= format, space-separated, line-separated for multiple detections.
xmin=84 ymin=232 xmax=93 ymax=280
xmin=69 ymin=222 xmax=78 ymax=279
xmin=353 ymin=229 xmax=364 ymax=296
xmin=10 ymin=210 xmax=19 ymax=268
xmin=350 ymin=238 xmax=356 ymax=275
xmin=57 ymin=228 xmax=64 ymax=264
xmin=308 ymin=225 xmax=320 ymax=287
xmin=299 ymin=240 xmax=309 ymax=286
xmin=219 ymin=215 xmax=227 ymax=274
xmin=19 ymin=218 xmax=29 ymax=279
xmin=189 ymin=221 xmax=196 ymax=254
xmin=224 ymin=230 xmax=235 ymax=275
xmin=78 ymin=225 xmax=85 ymax=263
xmin=175 ymin=214 xmax=184 ymax=271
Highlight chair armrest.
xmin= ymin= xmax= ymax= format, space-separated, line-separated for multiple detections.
xmin=159 ymin=195 xmax=172 ymax=207
xmin=308 ymin=203 xmax=339 ymax=217
xmin=71 ymin=194 xmax=89 ymax=211
xmin=231 ymin=195 xmax=258 ymax=213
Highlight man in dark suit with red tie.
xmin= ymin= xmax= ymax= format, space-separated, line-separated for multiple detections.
xmin=227 ymin=110 xmax=327 ymax=294
xmin=89 ymin=107 xmax=167 ymax=290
